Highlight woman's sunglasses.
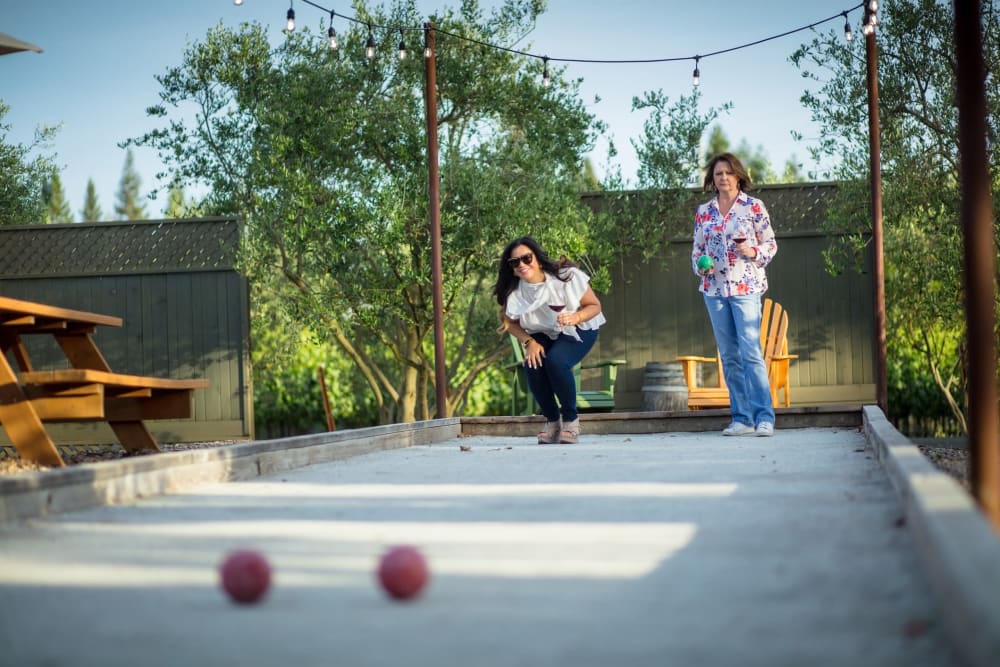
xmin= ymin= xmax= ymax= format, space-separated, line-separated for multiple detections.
xmin=507 ymin=252 xmax=534 ymax=268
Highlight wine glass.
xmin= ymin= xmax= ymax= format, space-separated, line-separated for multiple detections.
xmin=732 ymin=222 xmax=749 ymax=245
xmin=549 ymin=303 xmax=569 ymax=332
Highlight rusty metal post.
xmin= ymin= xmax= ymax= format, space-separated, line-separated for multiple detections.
xmin=864 ymin=6 xmax=888 ymax=415
xmin=317 ymin=365 xmax=335 ymax=432
xmin=952 ymin=0 xmax=1000 ymax=529
xmin=423 ymin=23 xmax=448 ymax=418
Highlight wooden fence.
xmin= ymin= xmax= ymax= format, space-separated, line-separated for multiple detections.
xmin=582 ymin=182 xmax=876 ymax=410
xmin=0 ymin=218 xmax=252 ymax=445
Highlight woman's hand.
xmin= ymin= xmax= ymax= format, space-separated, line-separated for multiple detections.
xmin=734 ymin=239 xmax=757 ymax=259
xmin=556 ymin=311 xmax=582 ymax=327
xmin=524 ymin=338 xmax=546 ymax=369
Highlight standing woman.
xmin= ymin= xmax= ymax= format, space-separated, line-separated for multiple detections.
xmin=493 ymin=236 xmax=606 ymax=444
xmin=691 ymin=153 xmax=778 ymax=436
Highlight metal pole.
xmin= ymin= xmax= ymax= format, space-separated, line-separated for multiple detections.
xmin=864 ymin=10 xmax=888 ymax=415
xmin=423 ymin=23 xmax=448 ymax=418
xmin=952 ymin=0 xmax=1000 ymax=529
xmin=317 ymin=365 xmax=336 ymax=432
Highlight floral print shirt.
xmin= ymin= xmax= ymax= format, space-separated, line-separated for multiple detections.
xmin=691 ymin=191 xmax=777 ymax=297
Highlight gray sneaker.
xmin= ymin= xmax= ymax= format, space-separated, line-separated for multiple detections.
xmin=722 ymin=421 xmax=755 ymax=436
xmin=756 ymin=422 xmax=775 ymax=437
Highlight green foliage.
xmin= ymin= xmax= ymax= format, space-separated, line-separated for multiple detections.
xmin=252 ymin=309 xmax=379 ymax=433
xmin=80 ymin=178 xmax=103 ymax=221
xmin=886 ymin=326 xmax=964 ymax=428
xmin=0 ymin=101 xmax=58 ymax=226
xmin=791 ymin=0 xmax=1000 ymax=432
xmin=701 ymin=126 xmax=777 ymax=183
xmin=44 ymin=171 xmax=74 ymax=223
xmin=114 ymin=148 xmax=147 ymax=220
xmin=590 ymin=89 xmax=731 ymax=269
xmin=128 ymin=1 xmax=601 ymax=422
xmin=162 ymin=180 xmax=199 ymax=218
xmin=703 ymin=125 xmax=804 ymax=184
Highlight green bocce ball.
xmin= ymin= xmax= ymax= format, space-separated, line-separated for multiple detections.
xmin=697 ymin=254 xmax=714 ymax=271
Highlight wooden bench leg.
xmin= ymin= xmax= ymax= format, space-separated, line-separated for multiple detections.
xmin=0 ymin=366 xmax=65 ymax=467
xmin=109 ymin=421 xmax=162 ymax=454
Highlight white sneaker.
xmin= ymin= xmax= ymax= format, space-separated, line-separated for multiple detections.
xmin=722 ymin=422 xmax=755 ymax=436
xmin=756 ymin=422 xmax=774 ymax=437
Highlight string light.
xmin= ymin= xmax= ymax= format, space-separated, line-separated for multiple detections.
xmin=863 ymin=0 xmax=878 ymax=36
xmin=233 ymin=0 xmax=243 ymax=6
xmin=264 ymin=2 xmax=868 ymax=86
xmin=365 ymin=23 xmax=375 ymax=59
xmin=328 ymin=10 xmax=338 ymax=50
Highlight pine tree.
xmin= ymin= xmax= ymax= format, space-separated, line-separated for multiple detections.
xmin=80 ymin=178 xmax=103 ymax=221
xmin=45 ymin=171 xmax=74 ymax=223
xmin=163 ymin=181 xmax=187 ymax=218
xmin=113 ymin=148 xmax=147 ymax=220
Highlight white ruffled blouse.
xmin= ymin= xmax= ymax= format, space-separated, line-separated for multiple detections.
xmin=505 ymin=267 xmax=606 ymax=341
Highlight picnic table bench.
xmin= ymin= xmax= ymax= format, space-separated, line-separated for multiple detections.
xmin=0 ymin=296 xmax=207 ymax=467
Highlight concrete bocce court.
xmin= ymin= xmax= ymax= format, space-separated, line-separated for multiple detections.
xmin=0 ymin=405 xmax=998 ymax=667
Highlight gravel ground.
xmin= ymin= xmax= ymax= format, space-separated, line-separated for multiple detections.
xmin=0 ymin=441 xmax=242 ymax=475
xmin=915 ymin=442 xmax=970 ymax=492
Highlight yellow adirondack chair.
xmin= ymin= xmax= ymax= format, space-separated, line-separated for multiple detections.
xmin=675 ymin=298 xmax=798 ymax=410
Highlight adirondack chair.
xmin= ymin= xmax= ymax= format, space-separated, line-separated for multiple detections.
xmin=675 ymin=298 xmax=798 ymax=410
xmin=506 ymin=334 xmax=626 ymax=415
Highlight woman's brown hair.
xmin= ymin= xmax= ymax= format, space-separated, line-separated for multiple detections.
xmin=703 ymin=152 xmax=753 ymax=193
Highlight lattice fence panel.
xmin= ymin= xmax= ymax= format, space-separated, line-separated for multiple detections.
xmin=0 ymin=218 xmax=240 ymax=277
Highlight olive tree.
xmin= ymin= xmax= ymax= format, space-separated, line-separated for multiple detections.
xmin=791 ymin=0 xmax=1000 ymax=433
xmin=128 ymin=0 xmax=602 ymax=422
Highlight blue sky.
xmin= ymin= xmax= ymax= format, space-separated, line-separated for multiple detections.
xmin=2 ymin=0 xmax=858 ymax=220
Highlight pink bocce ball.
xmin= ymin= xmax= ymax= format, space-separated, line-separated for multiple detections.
xmin=220 ymin=549 xmax=272 ymax=605
xmin=377 ymin=545 xmax=430 ymax=600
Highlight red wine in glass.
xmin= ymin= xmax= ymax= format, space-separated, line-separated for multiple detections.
xmin=549 ymin=304 xmax=566 ymax=312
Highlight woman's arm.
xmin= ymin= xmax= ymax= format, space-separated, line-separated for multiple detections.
xmin=503 ymin=314 xmax=533 ymax=346
xmin=503 ymin=314 xmax=546 ymax=369
xmin=558 ymin=286 xmax=601 ymax=327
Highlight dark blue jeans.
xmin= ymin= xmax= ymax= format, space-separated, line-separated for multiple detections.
xmin=524 ymin=328 xmax=599 ymax=423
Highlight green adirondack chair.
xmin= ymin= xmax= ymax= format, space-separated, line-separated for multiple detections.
xmin=506 ymin=334 xmax=626 ymax=415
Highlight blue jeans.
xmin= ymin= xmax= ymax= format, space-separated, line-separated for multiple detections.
xmin=524 ymin=328 xmax=599 ymax=423
xmin=703 ymin=294 xmax=775 ymax=427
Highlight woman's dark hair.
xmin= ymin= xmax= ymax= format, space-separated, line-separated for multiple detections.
xmin=492 ymin=236 xmax=572 ymax=307
xmin=703 ymin=152 xmax=753 ymax=193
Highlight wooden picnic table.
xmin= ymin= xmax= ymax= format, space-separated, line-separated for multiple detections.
xmin=0 ymin=296 xmax=207 ymax=467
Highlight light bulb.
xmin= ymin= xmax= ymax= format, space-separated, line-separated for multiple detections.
xmin=233 ymin=0 xmax=244 ymax=6
xmin=843 ymin=14 xmax=853 ymax=42
xmin=366 ymin=33 xmax=376 ymax=60
xmin=286 ymin=7 xmax=295 ymax=32
xmin=328 ymin=11 xmax=338 ymax=50
xmin=424 ymin=28 xmax=432 ymax=58
xmin=398 ymin=30 xmax=407 ymax=60
xmin=542 ymin=57 xmax=551 ymax=88
xmin=692 ymin=57 xmax=700 ymax=86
